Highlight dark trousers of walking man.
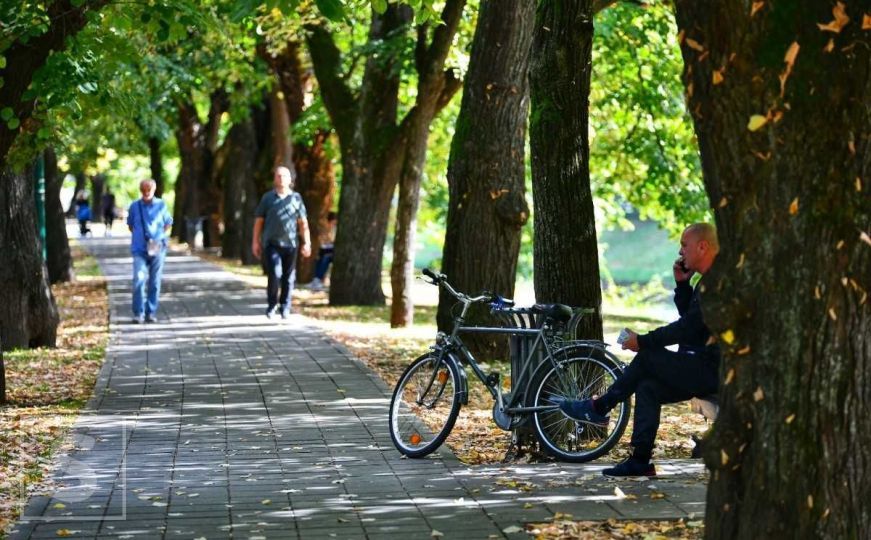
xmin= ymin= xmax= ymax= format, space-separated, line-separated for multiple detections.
xmin=264 ymin=244 xmax=298 ymax=314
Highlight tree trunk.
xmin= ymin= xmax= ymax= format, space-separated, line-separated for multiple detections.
xmin=149 ymin=136 xmax=164 ymax=197
xmin=389 ymin=0 xmax=467 ymax=327
xmin=670 ymin=2 xmax=871 ymax=538
xmin=0 ymin=166 xmax=59 ymax=348
xmin=219 ymin=117 xmax=257 ymax=260
xmin=528 ymin=0 xmax=603 ymax=341
xmin=306 ymin=5 xmax=412 ymax=306
xmin=44 ymin=148 xmax=73 ymax=283
xmin=437 ymin=0 xmax=534 ymax=356
xmin=0 ymin=1 xmax=106 ymax=171
xmin=90 ymin=174 xmax=105 ymax=222
xmin=294 ymin=132 xmax=335 ymax=283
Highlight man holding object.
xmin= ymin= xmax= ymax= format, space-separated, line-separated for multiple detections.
xmin=560 ymin=223 xmax=721 ymax=476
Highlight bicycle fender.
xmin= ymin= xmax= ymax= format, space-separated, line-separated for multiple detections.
xmin=449 ymin=352 xmax=470 ymax=405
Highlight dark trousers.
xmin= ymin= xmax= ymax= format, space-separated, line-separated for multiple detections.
xmin=599 ymin=348 xmax=719 ymax=457
xmin=263 ymin=243 xmax=298 ymax=310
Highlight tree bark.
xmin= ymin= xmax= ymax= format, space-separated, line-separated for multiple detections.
xmin=670 ymin=2 xmax=870 ymax=537
xmin=173 ymin=93 xmax=226 ymax=247
xmin=436 ymin=0 xmax=534 ymax=356
xmin=219 ymin=117 xmax=258 ymax=260
xmin=0 ymin=1 xmax=107 ymax=170
xmin=0 ymin=166 xmax=59 ymax=348
xmin=149 ymin=136 xmax=164 ymax=197
xmin=44 ymin=148 xmax=73 ymax=284
xmin=90 ymin=174 xmax=105 ymax=222
xmin=528 ymin=0 xmax=603 ymax=341
xmin=306 ymin=5 xmax=412 ymax=306
xmin=389 ymin=0 xmax=466 ymax=327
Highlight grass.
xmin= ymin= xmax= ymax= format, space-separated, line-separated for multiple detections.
xmin=0 ymin=245 xmax=109 ymax=537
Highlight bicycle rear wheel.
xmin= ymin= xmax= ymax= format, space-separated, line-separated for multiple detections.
xmin=532 ymin=345 xmax=629 ymax=462
xmin=389 ymin=353 xmax=462 ymax=458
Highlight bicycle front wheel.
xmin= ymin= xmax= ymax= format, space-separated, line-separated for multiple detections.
xmin=389 ymin=353 xmax=462 ymax=458
xmin=532 ymin=345 xmax=629 ymax=462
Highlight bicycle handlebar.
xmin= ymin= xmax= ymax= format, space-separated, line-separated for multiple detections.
xmin=421 ymin=268 xmax=491 ymax=306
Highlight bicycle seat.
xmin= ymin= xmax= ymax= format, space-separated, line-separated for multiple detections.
xmin=532 ymin=303 xmax=573 ymax=324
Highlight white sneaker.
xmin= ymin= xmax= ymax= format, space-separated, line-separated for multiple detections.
xmin=310 ymin=278 xmax=324 ymax=290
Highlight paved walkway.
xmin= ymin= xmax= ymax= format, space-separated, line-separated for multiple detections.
xmin=9 ymin=234 xmax=707 ymax=539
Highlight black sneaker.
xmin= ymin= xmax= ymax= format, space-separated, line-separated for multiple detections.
xmin=602 ymin=457 xmax=657 ymax=477
xmin=558 ymin=398 xmax=610 ymax=427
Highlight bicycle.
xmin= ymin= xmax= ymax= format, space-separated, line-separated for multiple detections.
xmin=388 ymin=268 xmax=630 ymax=462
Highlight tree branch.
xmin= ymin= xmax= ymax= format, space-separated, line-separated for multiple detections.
xmin=420 ymin=0 xmax=467 ymax=82
xmin=304 ymin=23 xmax=357 ymax=142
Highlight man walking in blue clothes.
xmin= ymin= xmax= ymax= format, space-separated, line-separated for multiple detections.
xmin=559 ymin=223 xmax=721 ymax=477
xmin=127 ymin=179 xmax=173 ymax=324
xmin=252 ymin=166 xmax=311 ymax=319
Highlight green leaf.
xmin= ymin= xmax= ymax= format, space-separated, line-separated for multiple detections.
xmin=0 ymin=56 xmax=6 ymax=69
xmin=7 ymin=117 xmax=20 ymax=130
xmin=0 ymin=107 xmax=12 ymax=121
xmin=37 ymin=127 xmax=50 ymax=139
xmin=315 ymin=0 xmax=345 ymax=22
xmin=372 ymin=0 xmax=387 ymax=14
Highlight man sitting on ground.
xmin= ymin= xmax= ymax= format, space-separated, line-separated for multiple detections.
xmin=559 ymin=223 xmax=721 ymax=477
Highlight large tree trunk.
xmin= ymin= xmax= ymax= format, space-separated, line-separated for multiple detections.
xmin=149 ymin=136 xmax=165 ymax=197
xmin=670 ymin=2 xmax=871 ymax=538
xmin=306 ymin=5 xmax=412 ymax=306
xmin=389 ymin=0 xmax=466 ymax=327
xmin=528 ymin=0 xmax=603 ymax=341
xmin=44 ymin=148 xmax=73 ymax=284
xmin=0 ymin=167 xmax=59 ymax=348
xmin=219 ymin=118 xmax=257 ymax=260
xmin=90 ymin=174 xmax=105 ymax=222
xmin=0 ymin=1 xmax=106 ymax=171
xmin=436 ymin=0 xmax=534 ymax=356
xmin=173 ymin=93 xmax=226 ymax=247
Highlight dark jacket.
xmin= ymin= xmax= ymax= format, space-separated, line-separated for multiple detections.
xmin=637 ymin=280 xmax=720 ymax=360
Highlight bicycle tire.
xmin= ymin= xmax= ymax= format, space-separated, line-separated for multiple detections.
xmin=389 ymin=353 xmax=462 ymax=458
xmin=531 ymin=344 xmax=629 ymax=462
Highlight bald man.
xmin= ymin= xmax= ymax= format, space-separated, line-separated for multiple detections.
xmin=560 ymin=223 xmax=721 ymax=476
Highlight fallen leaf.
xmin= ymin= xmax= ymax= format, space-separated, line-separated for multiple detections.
xmin=779 ymin=42 xmax=800 ymax=96
xmin=720 ymin=330 xmax=735 ymax=345
xmin=650 ymin=492 xmax=666 ymax=499
xmin=56 ymin=530 xmax=77 ymax=537
xmin=724 ymin=369 xmax=735 ymax=385
xmin=828 ymin=307 xmax=837 ymax=321
xmin=789 ymin=198 xmax=799 ymax=215
xmin=614 ymin=486 xmax=627 ymax=499
xmin=431 ymin=530 xmax=444 ymax=538
xmin=713 ymin=70 xmax=724 ymax=85
xmin=721 ymin=450 xmax=729 ymax=465
xmin=686 ymin=38 xmax=705 ymax=52
xmin=753 ymin=387 xmax=764 ymax=401
xmin=747 ymin=115 xmax=768 ymax=131
xmin=817 ymin=2 xmax=850 ymax=33
xmin=786 ymin=414 xmax=796 ymax=424
xmin=864 ymin=14 xmax=871 ymax=30
xmin=737 ymin=346 xmax=751 ymax=355
xmin=718 ymin=196 xmax=728 ymax=207
xmin=735 ymin=253 xmax=745 ymax=268
xmin=52 ymin=503 xmax=66 ymax=509
xmin=261 ymin=499 xmax=271 ymax=505
xmin=502 ymin=526 xmax=523 ymax=534
xmin=824 ymin=38 xmax=835 ymax=53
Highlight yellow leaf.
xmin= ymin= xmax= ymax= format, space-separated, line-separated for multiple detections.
xmin=836 ymin=240 xmax=845 ymax=250
xmin=751 ymin=1 xmax=765 ymax=16
xmin=860 ymin=231 xmax=871 ymax=247
xmin=718 ymin=196 xmax=729 ymax=207
xmin=857 ymin=177 xmax=863 ymax=192
xmin=686 ymin=38 xmax=705 ymax=52
xmin=786 ymin=414 xmax=796 ymax=424
xmin=808 ymin=495 xmax=814 ymax=508
xmin=737 ymin=345 xmax=751 ymax=355
xmin=725 ymin=369 xmax=735 ymax=384
xmin=53 ymin=503 xmax=66 ymax=509
xmin=720 ymin=329 xmax=735 ymax=344
xmin=789 ymin=198 xmax=799 ymax=215
xmin=784 ymin=41 xmax=800 ymax=65
xmin=824 ymin=38 xmax=835 ymax=53
xmin=817 ymin=2 xmax=850 ymax=33
xmin=713 ymin=70 xmax=724 ymax=85
xmin=747 ymin=115 xmax=768 ymax=131
xmin=864 ymin=14 xmax=871 ymax=30
xmin=735 ymin=253 xmax=745 ymax=268
xmin=815 ymin=285 xmax=822 ymax=299
xmin=721 ymin=450 xmax=729 ymax=465
xmin=828 ymin=307 xmax=837 ymax=321
xmin=56 ymin=530 xmax=74 ymax=538
xmin=261 ymin=499 xmax=271 ymax=505
xmin=650 ymin=492 xmax=666 ymax=499
xmin=753 ymin=386 xmax=765 ymax=401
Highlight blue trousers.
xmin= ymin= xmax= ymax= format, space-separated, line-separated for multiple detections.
xmin=314 ymin=246 xmax=334 ymax=280
xmin=264 ymin=244 xmax=298 ymax=310
xmin=598 ymin=348 xmax=718 ymax=457
xmin=132 ymin=250 xmax=166 ymax=317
